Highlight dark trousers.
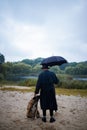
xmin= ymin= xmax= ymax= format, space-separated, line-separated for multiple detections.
xmin=43 ymin=109 xmax=53 ymax=117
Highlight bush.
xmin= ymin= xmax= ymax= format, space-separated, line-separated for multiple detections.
xmin=57 ymin=80 xmax=87 ymax=89
xmin=0 ymin=73 xmax=4 ymax=80
xmin=18 ymin=79 xmax=37 ymax=87
xmin=56 ymin=74 xmax=87 ymax=89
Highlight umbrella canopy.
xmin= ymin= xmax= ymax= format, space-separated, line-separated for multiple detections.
xmin=41 ymin=56 xmax=67 ymax=66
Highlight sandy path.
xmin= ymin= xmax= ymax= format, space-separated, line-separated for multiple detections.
xmin=0 ymin=90 xmax=87 ymax=130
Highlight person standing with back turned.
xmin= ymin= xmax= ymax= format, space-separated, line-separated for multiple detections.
xmin=34 ymin=64 xmax=59 ymax=123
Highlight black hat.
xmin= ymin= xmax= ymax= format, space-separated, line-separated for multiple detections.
xmin=41 ymin=65 xmax=49 ymax=69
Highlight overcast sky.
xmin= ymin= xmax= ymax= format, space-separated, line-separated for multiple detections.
xmin=0 ymin=0 xmax=87 ymax=62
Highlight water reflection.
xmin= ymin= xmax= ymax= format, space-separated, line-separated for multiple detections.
xmin=21 ymin=76 xmax=38 ymax=79
xmin=73 ymin=78 xmax=87 ymax=81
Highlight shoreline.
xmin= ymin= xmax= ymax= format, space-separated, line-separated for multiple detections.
xmin=0 ymin=85 xmax=87 ymax=97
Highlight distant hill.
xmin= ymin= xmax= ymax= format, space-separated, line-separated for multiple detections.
xmin=18 ymin=57 xmax=44 ymax=66
xmin=15 ymin=58 xmax=87 ymax=71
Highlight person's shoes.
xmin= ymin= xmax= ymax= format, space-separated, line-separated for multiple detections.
xmin=50 ymin=117 xmax=56 ymax=123
xmin=42 ymin=117 xmax=46 ymax=122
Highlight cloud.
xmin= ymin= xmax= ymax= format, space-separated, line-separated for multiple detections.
xmin=0 ymin=17 xmax=53 ymax=61
xmin=0 ymin=0 xmax=87 ymax=62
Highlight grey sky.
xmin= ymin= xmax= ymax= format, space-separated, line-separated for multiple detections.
xmin=0 ymin=0 xmax=87 ymax=62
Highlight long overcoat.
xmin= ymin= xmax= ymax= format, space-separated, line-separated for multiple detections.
xmin=35 ymin=70 xmax=59 ymax=110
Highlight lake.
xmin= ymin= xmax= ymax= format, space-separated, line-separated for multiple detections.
xmin=73 ymin=77 xmax=87 ymax=81
xmin=21 ymin=76 xmax=87 ymax=81
xmin=20 ymin=76 xmax=38 ymax=79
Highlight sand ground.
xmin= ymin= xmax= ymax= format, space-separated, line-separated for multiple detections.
xmin=0 ymin=88 xmax=87 ymax=130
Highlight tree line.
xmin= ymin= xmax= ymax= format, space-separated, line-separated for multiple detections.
xmin=0 ymin=53 xmax=87 ymax=81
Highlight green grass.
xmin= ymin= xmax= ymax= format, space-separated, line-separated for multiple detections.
xmin=0 ymin=86 xmax=87 ymax=97
xmin=55 ymin=88 xmax=87 ymax=97
xmin=0 ymin=87 xmax=35 ymax=93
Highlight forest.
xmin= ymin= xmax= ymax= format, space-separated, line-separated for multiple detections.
xmin=0 ymin=53 xmax=87 ymax=89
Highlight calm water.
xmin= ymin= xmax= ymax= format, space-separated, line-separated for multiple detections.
xmin=21 ymin=76 xmax=87 ymax=81
xmin=21 ymin=76 xmax=38 ymax=79
xmin=73 ymin=78 xmax=87 ymax=81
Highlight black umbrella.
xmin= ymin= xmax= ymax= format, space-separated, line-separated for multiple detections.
xmin=41 ymin=56 xmax=67 ymax=66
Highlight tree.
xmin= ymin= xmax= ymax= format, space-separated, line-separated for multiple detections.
xmin=0 ymin=53 xmax=5 ymax=73
xmin=0 ymin=53 xmax=5 ymax=64
xmin=12 ymin=62 xmax=32 ymax=75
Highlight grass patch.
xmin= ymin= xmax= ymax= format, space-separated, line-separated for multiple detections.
xmin=0 ymin=87 xmax=35 ymax=93
xmin=0 ymin=80 xmax=19 ymax=86
xmin=0 ymin=86 xmax=87 ymax=97
xmin=56 ymin=88 xmax=87 ymax=97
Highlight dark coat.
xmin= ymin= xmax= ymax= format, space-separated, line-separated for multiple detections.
xmin=35 ymin=70 xmax=59 ymax=110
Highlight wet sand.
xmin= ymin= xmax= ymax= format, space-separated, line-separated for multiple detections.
xmin=0 ymin=89 xmax=87 ymax=130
